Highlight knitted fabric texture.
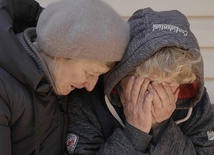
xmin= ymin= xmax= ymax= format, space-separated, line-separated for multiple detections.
xmin=36 ymin=0 xmax=129 ymax=61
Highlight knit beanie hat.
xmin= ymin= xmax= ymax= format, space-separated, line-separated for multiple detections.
xmin=36 ymin=0 xmax=129 ymax=62
xmin=104 ymin=8 xmax=204 ymax=108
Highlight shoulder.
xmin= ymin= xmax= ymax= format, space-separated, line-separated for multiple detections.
xmin=0 ymin=67 xmax=32 ymax=111
xmin=193 ymin=89 xmax=212 ymax=115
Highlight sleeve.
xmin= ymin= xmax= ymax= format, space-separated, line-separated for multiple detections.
xmin=12 ymin=0 xmax=43 ymax=33
xmin=0 ymin=1 xmax=42 ymax=154
xmin=0 ymin=0 xmax=43 ymax=33
xmin=148 ymin=90 xmax=214 ymax=155
xmin=0 ymin=80 xmax=12 ymax=155
xmin=0 ymin=98 xmax=11 ymax=155
xmin=0 ymin=0 xmax=43 ymax=56
xmin=0 ymin=0 xmax=42 ymax=69
xmin=67 ymin=91 xmax=152 ymax=155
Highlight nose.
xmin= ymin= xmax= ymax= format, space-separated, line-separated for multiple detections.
xmin=84 ymin=76 xmax=99 ymax=92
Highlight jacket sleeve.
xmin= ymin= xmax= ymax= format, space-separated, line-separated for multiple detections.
xmin=0 ymin=0 xmax=43 ymax=33
xmin=0 ymin=79 xmax=12 ymax=155
xmin=0 ymin=0 xmax=43 ymax=57
xmin=0 ymin=98 xmax=11 ymax=155
xmin=67 ymin=91 xmax=152 ymax=155
xmin=148 ymin=90 xmax=214 ymax=155
xmin=0 ymin=1 xmax=41 ymax=154
xmin=0 ymin=0 xmax=42 ymax=69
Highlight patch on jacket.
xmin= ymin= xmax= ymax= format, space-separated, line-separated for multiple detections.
xmin=66 ymin=133 xmax=79 ymax=154
xmin=207 ymin=130 xmax=214 ymax=141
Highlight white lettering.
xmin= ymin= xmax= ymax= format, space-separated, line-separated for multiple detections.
xmin=152 ymin=24 xmax=188 ymax=36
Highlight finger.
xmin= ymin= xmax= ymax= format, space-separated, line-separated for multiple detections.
xmin=142 ymin=91 xmax=153 ymax=115
xmin=170 ymin=88 xmax=179 ymax=109
xmin=119 ymin=90 xmax=126 ymax=106
xmin=162 ymin=82 xmax=178 ymax=106
xmin=174 ymin=87 xmax=180 ymax=102
xmin=131 ymin=76 xmax=145 ymax=104
xmin=120 ymin=75 xmax=136 ymax=102
xmin=152 ymin=82 xmax=169 ymax=104
xmin=162 ymin=82 xmax=173 ymax=96
xmin=137 ymin=78 xmax=150 ymax=105
xmin=148 ymin=83 xmax=162 ymax=108
xmin=161 ymin=82 xmax=173 ymax=106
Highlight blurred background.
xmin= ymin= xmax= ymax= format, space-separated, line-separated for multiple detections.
xmin=36 ymin=0 xmax=214 ymax=104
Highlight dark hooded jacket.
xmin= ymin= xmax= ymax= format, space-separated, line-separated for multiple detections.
xmin=0 ymin=0 xmax=68 ymax=154
xmin=67 ymin=8 xmax=214 ymax=155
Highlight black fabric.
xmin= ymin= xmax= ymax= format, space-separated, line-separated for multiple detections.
xmin=0 ymin=0 xmax=43 ymax=33
xmin=0 ymin=1 xmax=68 ymax=154
xmin=0 ymin=0 xmax=43 ymax=90
xmin=77 ymin=76 xmax=123 ymax=140
xmin=14 ymin=0 xmax=43 ymax=33
xmin=92 ymin=77 xmax=124 ymax=140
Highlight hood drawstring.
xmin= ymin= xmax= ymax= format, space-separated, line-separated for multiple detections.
xmin=32 ymin=90 xmax=40 ymax=155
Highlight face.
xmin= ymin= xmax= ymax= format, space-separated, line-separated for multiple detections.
xmin=120 ymin=74 xmax=180 ymax=94
xmin=149 ymin=74 xmax=180 ymax=93
xmin=51 ymin=58 xmax=110 ymax=95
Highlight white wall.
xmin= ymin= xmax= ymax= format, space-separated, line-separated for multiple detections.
xmin=36 ymin=0 xmax=214 ymax=103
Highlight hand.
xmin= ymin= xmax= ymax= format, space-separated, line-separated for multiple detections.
xmin=148 ymin=82 xmax=179 ymax=128
xmin=120 ymin=75 xmax=153 ymax=133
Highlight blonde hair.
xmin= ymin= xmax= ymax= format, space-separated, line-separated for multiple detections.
xmin=135 ymin=47 xmax=201 ymax=84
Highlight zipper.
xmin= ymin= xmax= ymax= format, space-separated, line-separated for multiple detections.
xmin=58 ymin=96 xmax=66 ymax=154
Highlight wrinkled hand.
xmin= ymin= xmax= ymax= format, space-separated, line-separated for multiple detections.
xmin=120 ymin=76 xmax=153 ymax=133
xmin=148 ymin=82 xmax=179 ymax=129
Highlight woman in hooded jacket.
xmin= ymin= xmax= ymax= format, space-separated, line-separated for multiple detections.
xmin=67 ymin=8 xmax=214 ymax=155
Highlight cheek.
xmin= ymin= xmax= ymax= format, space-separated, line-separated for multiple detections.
xmin=68 ymin=70 xmax=87 ymax=83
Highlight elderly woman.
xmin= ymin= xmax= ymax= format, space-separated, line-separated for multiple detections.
xmin=0 ymin=0 xmax=129 ymax=154
xmin=67 ymin=8 xmax=214 ymax=154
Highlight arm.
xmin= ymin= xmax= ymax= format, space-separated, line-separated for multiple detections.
xmin=0 ymin=78 xmax=11 ymax=154
xmin=149 ymin=90 xmax=214 ymax=155
xmin=0 ymin=0 xmax=43 ymax=33
xmin=67 ymin=90 xmax=150 ymax=155
xmin=0 ymin=0 xmax=42 ymax=69
xmin=0 ymin=98 xmax=11 ymax=155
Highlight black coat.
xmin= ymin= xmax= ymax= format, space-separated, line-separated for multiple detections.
xmin=0 ymin=0 xmax=68 ymax=154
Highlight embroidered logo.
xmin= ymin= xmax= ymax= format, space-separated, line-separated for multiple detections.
xmin=153 ymin=24 xmax=188 ymax=36
xmin=66 ymin=133 xmax=79 ymax=154
xmin=207 ymin=130 xmax=214 ymax=141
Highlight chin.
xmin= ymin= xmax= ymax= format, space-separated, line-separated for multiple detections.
xmin=55 ymin=85 xmax=74 ymax=96
xmin=59 ymin=91 xmax=70 ymax=96
xmin=54 ymin=87 xmax=67 ymax=96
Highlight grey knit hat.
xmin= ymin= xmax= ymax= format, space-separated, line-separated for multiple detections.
xmin=36 ymin=0 xmax=129 ymax=61
xmin=104 ymin=8 xmax=204 ymax=108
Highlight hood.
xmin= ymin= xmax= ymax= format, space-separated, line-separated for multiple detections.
xmin=0 ymin=27 xmax=52 ymax=95
xmin=104 ymin=8 xmax=204 ymax=109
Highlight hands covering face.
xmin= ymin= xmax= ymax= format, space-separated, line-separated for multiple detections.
xmin=119 ymin=75 xmax=180 ymax=133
